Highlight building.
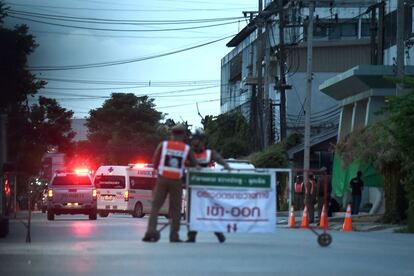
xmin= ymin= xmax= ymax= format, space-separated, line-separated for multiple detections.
xmin=319 ymin=0 xmax=414 ymax=213
xmin=220 ymin=0 xmax=377 ymax=169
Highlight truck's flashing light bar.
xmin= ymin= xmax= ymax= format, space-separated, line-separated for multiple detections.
xmin=55 ymin=168 xmax=91 ymax=176
xmin=128 ymin=163 xmax=153 ymax=169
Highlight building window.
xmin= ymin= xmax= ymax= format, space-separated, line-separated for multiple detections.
xmin=328 ymin=24 xmax=341 ymax=40
xmin=361 ymin=22 xmax=371 ymax=37
xmin=341 ymin=23 xmax=357 ymax=37
xmin=314 ymin=24 xmax=328 ymax=38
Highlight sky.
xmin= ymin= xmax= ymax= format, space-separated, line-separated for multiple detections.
xmin=3 ymin=0 xmax=257 ymax=129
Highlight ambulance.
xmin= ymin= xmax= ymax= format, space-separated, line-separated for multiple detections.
xmin=94 ymin=164 xmax=170 ymax=218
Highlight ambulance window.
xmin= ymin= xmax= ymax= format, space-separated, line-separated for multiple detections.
xmin=94 ymin=175 xmax=125 ymax=189
xmin=130 ymin=177 xmax=156 ymax=190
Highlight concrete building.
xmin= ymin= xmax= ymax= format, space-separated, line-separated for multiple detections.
xmin=221 ymin=0 xmax=377 ymax=169
xmin=319 ymin=0 xmax=414 ymax=213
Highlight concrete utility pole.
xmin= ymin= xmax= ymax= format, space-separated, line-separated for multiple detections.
xmin=396 ymin=0 xmax=405 ymax=96
xmin=278 ymin=0 xmax=287 ymax=141
xmin=256 ymin=0 xmax=265 ymax=150
xmin=304 ymin=2 xmax=314 ymax=184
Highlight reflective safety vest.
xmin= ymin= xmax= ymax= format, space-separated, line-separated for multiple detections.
xmin=194 ymin=149 xmax=213 ymax=167
xmin=294 ymin=182 xmax=303 ymax=194
xmin=158 ymin=141 xmax=190 ymax=180
xmin=306 ymin=179 xmax=316 ymax=195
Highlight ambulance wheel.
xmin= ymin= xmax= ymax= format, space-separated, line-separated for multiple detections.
xmin=89 ymin=211 xmax=97 ymax=220
xmin=47 ymin=210 xmax=55 ymax=221
xmin=133 ymin=202 xmax=144 ymax=218
xmin=99 ymin=211 xmax=109 ymax=218
xmin=317 ymin=233 xmax=332 ymax=247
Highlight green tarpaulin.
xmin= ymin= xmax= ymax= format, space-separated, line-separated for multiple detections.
xmin=332 ymin=154 xmax=384 ymax=197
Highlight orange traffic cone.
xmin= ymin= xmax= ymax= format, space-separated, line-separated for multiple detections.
xmin=319 ymin=204 xmax=328 ymax=230
xmin=301 ymin=205 xmax=309 ymax=229
xmin=288 ymin=206 xmax=296 ymax=228
xmin=342 ymin=204 xmax=353 ymax=232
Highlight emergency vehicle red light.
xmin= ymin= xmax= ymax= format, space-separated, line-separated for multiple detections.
xmin=133 ymin=163 xmax=148 ymax=168
xmin=74 ymin=168 xmax=89 ymax=175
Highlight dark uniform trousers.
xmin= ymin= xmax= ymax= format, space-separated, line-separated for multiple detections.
xmin=146 ymin=176 xmax=182 ymax=241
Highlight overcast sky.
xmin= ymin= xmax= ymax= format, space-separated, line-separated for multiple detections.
xmin=4 ymin=0 xmax=256 ymax=128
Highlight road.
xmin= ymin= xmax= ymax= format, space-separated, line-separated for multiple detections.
xmin=1 ymin=212 xmax=414 ymax=276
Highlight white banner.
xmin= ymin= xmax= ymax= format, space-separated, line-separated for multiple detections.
xmin=189 ymin=186 xmax=276 ymax=233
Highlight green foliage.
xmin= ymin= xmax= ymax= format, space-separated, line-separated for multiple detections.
xmin=0 ymin=5 xmax=73 ymax=194
xmin=9 ymin=97 xmax=75 ymax=175
xmin=251 ymin=142 xmax=289 ymax=168
xmin=384 ymin=90 xmax=414 ymax=231
xmin=0 ymin=17 xmax=45 ymax=112
xmin=249 ymin=135 xmax=299 ymax=168
xmin=335 ymin=79 xmax=414 ymax=229
xmin=204 ymin=111 xmax=251 ymax=158
xmin=86 ymin=93 xmax=163 ymax=164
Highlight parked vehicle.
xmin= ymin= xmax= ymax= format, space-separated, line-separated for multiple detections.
xmin=47 ymin=169 xmax=97 ymax=221
xmin=94 ymin=164 xmax=170 ymax=218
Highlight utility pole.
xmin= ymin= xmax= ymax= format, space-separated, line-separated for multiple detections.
xmin=278 ymin=0 xmax=287 ymax=140
xmin=256 ymin=0 xmax=265 ymax=150
xmin=396 ymin=0 xmax=405 ymax=95
xmin=304 ymin=2 xmax=314 ymax=184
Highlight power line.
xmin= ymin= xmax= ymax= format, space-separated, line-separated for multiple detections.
xmin=30 ymin=29 xmax=228 ymax=39
xmin=8 ymin=15 xmax=240 ymax=32
xmin=8 ymin=10 xmax=244 ymax=25
xmin=39 ymin=85 xmax=220 ymax=98
xmin=40 ymin=77 xmax=219 ymax=86
xmin=28 ymin=34 xmax=235 ymax=71
xmin=5 ymin=2 xmax=253 ymax=12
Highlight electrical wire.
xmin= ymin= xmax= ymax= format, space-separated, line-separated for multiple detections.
xmin=28 ymin=34 xmax=235 ymax=71
xmin=5 ymin=2 xmax=253 ymax=12
xmin=8 ymin=15 xmax=240 ymax=32
xmin=8 ymin=10 xmax=245 ymax=25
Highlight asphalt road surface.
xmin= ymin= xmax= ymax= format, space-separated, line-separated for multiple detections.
xmin=1 ymin=212 xmax=413 ymax=276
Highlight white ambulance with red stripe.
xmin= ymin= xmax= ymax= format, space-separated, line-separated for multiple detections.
xmin=94 ymin=164 xmax=169 ymax=218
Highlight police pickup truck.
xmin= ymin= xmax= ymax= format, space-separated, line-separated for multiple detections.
xmin=47 ymin=169 xmax=97 ymax=220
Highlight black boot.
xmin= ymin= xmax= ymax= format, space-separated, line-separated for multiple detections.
xmin=142 ymin=232 xmax=160 ymax=242
xmin=186 ymin=231 xmax=197 ymax=243
xmin=215 ymin=232 xmax=225 ymax=243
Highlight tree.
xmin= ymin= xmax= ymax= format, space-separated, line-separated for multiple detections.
xmin=1 ymin=4 xmax=73 ymax=196
xmin=11 ymin=97 xmax=74 ymax=175
xmin=86 ymin=93 xmax=163 ymax=165
xmin=335 ymin=82 xmax=414 ymax=229
xmin=205 ymin=111 xmax=251 ymax=158
xmin=0 ymin=4 xmax=45 ymax=112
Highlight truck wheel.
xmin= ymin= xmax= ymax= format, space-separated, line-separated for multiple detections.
xmin=0 ymin=219 xmax=9 ymax=238
xmin=132 ymin=202 xmax=144 ymax=218
xmin=89 ymin=211 xmax=97 ymax=220
xmin=98 ymin=211 xmax=109 ymax=218
xmin=47 ymin=210 xmax=55 ymax=221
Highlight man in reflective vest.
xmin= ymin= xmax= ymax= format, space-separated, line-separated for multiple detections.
xmin=305 ymin=174 xmax=317 ymax=223
xmin=142 ymin=124 xmax=198 ymax=243
xmin=294 ymin=175 xmax=304 ymax=211
xmin=186 ymin=128 xmax=231 ymax=243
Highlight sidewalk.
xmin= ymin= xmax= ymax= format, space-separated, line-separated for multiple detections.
xmin=277 ymin=211 xmax=404 ymax=232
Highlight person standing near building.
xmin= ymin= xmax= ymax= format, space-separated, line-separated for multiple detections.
xmin=293 ymin=175 xmax=304 ymax=211
xmin=305 ymin=174 xmax=317 ymax=223
xmin=186 ymin=128 xmax=230 ymax=243
xmin=142 ymin=124 xmax=198 ymax=243
xmin=350 ymin=171 xmax=364 ymax=215
xmin=316 ymin=167 xmax=332 ymax=221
